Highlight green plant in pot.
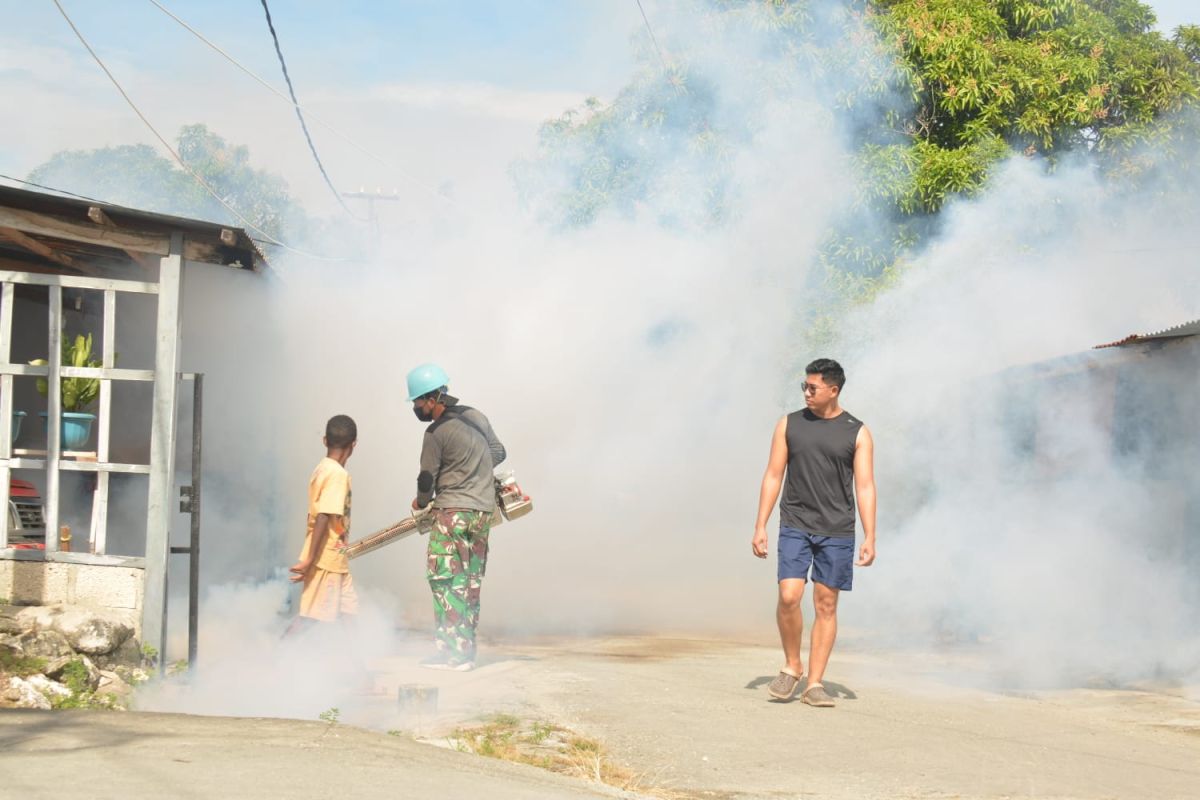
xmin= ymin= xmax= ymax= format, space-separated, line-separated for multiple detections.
xmin=31 ymin=332 xmax=102 ymax=451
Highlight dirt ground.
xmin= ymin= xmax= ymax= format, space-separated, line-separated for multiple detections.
xmin=3 ymin=634 xmax=1198 ymax=799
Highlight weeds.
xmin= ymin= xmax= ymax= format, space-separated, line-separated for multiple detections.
xmin=448 ymin=714 xmax=679 ymax=797
xmin=0 ymin=650 xmax=47 ymax=677
xmin=318 ymin=706 xmax=341 ymax=738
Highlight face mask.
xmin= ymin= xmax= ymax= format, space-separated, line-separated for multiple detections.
xmin=413 ymin=404 xmax=434 ymax=422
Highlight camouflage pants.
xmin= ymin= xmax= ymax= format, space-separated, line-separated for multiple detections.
xmin=426 ymin=509 xmax=490 ymax=663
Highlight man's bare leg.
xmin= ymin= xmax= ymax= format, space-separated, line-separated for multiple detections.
xmin=806 ymin=582 xmax=839 ymax=688
xmin=777 ymin=578 xmax=806 ymax=675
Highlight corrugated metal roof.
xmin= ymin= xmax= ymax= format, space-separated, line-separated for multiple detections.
xmin=1094 ymin=318 xmax=1200 ymax=349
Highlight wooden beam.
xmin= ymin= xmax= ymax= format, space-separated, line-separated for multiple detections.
xmin=89 ymin=205 xmax=159 ymax=271
xmin=0 ymin=255 xmax=76 ymax=277
xmin=0 ymin=206 xmax=237 ymax=266
xmin=0 ymin=226 xmax=75 ymax=269
xmin=0 ymin=227 xmax=104 ymax=278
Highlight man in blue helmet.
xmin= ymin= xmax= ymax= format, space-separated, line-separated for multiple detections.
xmin=406 ymin=363 xmax=506 ymax=671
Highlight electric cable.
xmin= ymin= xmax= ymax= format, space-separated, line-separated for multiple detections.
xmin=0 ymin=174 xmax=105 ymax=203
xmin=146 ymin=0 xmax=455 ymax=207
xmin=635 ymin=0 xmax=673 ymax=75
xmin=258 ymin=0 xmax=362 ymax=221
xmin=49 ymin=0 xmax=345 ymax=262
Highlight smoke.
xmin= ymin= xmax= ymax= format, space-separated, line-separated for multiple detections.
xmin=14 ymin=0 xmax=1198 ymax=717
xmin=838 ymin=151 xmax=1200 ymax=688
xmin=176 ymin=2 xmax=1196 ymax=700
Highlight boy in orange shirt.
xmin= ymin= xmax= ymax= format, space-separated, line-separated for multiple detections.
xmin=286 ymin=415 xmax=358 ymax=634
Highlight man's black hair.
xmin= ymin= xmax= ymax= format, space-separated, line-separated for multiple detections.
xmin=805 ymin=358 xmax=846 ymax=391
xmin=417 ymin=385 xmax=448 ymax=402
xmin=325 ymin=414 xmax=357 ymax=448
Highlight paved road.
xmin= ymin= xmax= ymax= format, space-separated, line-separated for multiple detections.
xmin=0 ymin=709 xmax=636 ymax=800
xmin=4 ymin=635 xmax=1199 ymax=800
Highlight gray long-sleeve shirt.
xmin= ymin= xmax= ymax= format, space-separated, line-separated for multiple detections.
xmin=415 ymin=404 xmax=506 ymax=512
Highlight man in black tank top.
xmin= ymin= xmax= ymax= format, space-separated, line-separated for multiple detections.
xmin=751 ymin=359 xmax=876 ymax=707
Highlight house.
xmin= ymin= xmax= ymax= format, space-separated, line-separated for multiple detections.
xmin=0 ymin=184 xmax=265 ymax=664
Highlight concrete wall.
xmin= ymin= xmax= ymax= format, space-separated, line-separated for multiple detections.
xmin=0 ymin=557 xmax=144 ymax=635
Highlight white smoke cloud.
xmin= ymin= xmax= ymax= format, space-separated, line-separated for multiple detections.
xmin=12 ymin=1 xmax=1198 ymax=713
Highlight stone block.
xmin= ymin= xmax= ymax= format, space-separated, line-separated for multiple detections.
xmin=8 ymin=561 xmax=71 ymax=605
xmin=71 ymin=565 xmax=143 ymax=611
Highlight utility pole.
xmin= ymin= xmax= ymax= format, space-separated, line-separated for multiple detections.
xmin=342 ymin=188 xmax=404 ymax=254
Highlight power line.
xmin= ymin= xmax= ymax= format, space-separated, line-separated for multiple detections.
xmin=49 ymin=0 xmax=344 ymax=262
xmin=635 ymin=0 xmax=672 ymax=75
xmin=258 ymin=0 xmax=360 ymax=221
xmin=0 ymin=173 xmax=105 ymax=203
xmin=146 ymin=0 xmax=455 ymax=208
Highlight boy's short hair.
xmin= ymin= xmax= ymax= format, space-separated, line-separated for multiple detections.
xmin=325 ymin=415 xmax=357 ymax=447
xmin=805 ymin=358 xmax=846 ymax=390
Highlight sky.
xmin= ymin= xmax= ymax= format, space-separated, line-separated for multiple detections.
xmin=2 ymin=1 xmax=1197 ymax=219
xmin=0 ymin=0 xmax=641 ymax=218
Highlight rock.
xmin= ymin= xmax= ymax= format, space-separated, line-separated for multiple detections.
xmin=95 ymin=670 xmax=132 ymax=700
xmin=16 ymin=604 xmax=134 ymax=656
xmin=112 ymin=665 xmax=150 ymax=687
xmin=25 ymin=674 xmax=71 ymax=702
xmin=0 ymin=616 xmax=20 ymax=636
xmin=0 ymin=633 xmax=23 ymax=658
xmin=17 ymin=628 xmax=73 ymax=660
xmin=44 ymin=654 xmax=101 ymax=691
xmin=14 ymin=605 xmax=57 ymax=630
xmin=94 ymin=636 xmax=143 ymax=669
xmin=64 ymin=608 xmax=132 ymax=656
xmin=1 ymin=676 xmax=51 ymax=710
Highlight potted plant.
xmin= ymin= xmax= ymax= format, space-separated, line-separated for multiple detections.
xmin=30 ymin=332 xmax=102 ymax=450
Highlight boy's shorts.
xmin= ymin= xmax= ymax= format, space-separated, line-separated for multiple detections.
xmin=777 ymin=526 xmax=855 ymax=591
xmin=299 ymin=569 xmax=359 ymax=621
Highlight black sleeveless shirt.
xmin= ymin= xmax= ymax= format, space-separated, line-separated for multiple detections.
xmin=779 ymin=409 xmax=864 ymax=537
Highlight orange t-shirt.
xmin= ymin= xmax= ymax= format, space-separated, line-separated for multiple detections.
xmin=297 ymin=457 xmax=352 ymax=574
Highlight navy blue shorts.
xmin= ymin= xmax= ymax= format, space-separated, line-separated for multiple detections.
xmin=777 ymin=526 xmax=855 ymax=591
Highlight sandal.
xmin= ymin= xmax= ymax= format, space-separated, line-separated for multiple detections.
xmin=801 ymin=684 xmax=835 ymax=707
xmin=767 ymin=668 xmax=802 ymax=700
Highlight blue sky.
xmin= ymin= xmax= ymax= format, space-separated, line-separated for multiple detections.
xmin=25 ymin=0 xmax=638 ymax=94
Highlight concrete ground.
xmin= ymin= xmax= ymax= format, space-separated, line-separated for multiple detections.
xmin=3 ymin=635 xmax=1198 ymax=799
xmin=0 ymin=708 xmax=632 ymax=800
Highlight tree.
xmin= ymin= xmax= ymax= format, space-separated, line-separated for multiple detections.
xmin=28 ymin=124 xmax=305 ymax=241
xmin=862 ymin=0 xmax=1200 ymax=213
xmin=515 ymin=0 xmax=1200 ymax=317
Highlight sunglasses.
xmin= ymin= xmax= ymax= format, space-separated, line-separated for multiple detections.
xmin=801 ymin=382 xmax=827 ymax=394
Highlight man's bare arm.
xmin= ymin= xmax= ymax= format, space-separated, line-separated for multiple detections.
xmin=853 ymin=425 xmax=876 ymax=567
xmin=752 ymin=417 xmax=789 ymax=558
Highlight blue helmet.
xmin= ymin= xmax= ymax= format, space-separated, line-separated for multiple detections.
xmin=406 ymin=363 xmax=449 ymax=401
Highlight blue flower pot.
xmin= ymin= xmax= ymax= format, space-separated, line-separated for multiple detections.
xmin=39 ymin=411 xmax=96 ymax=450
xmin=11 ymin=410 xmax=26 ymax=442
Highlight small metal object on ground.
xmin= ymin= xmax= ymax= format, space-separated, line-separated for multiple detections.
xmin=397 ymin=683 xmax=438 ymax=717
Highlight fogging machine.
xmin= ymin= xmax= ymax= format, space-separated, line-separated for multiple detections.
xmin=343 ymin=470 xmax=532 ymax=559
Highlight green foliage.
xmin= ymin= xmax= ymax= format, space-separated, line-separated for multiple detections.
xmin=27 ymin=124 xmax=305 ymax=242
xmin=519 ymin=0 xmax=1200 ymax=335
xmin=140 ymin=643 xmax=158 ymax=666
xmin=870 ymin=0 xmax=1200 ymax=197
xmin=49 ymin=688 xmax=119 ymax=711
xmin=58 ymin=659 xmax=91 ymax=694
xmin=318 ymin=707 xmax=341 ymax=725
xmin=0 ymin=650 xmax=47 ymax=677
xmin=29 ymin=332 xmax=102 ymax=412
